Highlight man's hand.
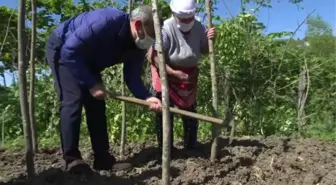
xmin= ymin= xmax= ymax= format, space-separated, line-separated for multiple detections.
xmin=146 ymin=97 xmax=162 ymax=112
xmin=207 ymin=27 xmax=216 ymax=40
xmin=172 ymin=70 xmax=189 ymax=81
xmin=89 ymin=83 xmax=106 ymax=100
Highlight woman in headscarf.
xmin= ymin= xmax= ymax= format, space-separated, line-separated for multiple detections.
xmin=147 ymin=0 xmax=216 ymax=153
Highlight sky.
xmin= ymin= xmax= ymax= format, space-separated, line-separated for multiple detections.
xmin=0 ymin=0 xmax=335 ymax=86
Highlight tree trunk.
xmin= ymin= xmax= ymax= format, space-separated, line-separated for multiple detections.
xmin=2 ymin=74 xmax=6 ymax=87
xmin=120 ymin=0 xmax=133 ymax=160
xmin=297 ymin=65 xmax=308 ymax=137
xmin=12 ymin=72 xmax=16 ymax=85
xmin=18 ymin=0 xmax=35 ymax=177
xmin=151 ymin=0 xmax=171 ymax=184
xmin=2 ymin=111 xmax=5 ymax=146
xmin=29 ymin=0 xmax=38 ymax=153
xmin=206 ymin=0 xmax=219 ymax=163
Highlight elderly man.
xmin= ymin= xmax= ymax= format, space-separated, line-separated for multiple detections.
xmin=147 ymin=0 xmax=216 ymax=154
xmin=45 ymin=5 xmax=162 ymax=173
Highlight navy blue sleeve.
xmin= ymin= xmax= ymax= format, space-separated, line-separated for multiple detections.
xmin=123 ymin=50 xmax=152 ymax=100
xmin=60 ymin=19 xmax=112 ymax=89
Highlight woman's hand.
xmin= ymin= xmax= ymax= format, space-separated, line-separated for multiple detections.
xmin=207 ymin=27 xmax=216 ymax=40
xmin=172 ymin=70 xmax=189 ymax=81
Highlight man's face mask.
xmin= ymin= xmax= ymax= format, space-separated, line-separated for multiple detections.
xmin=134 ymin=22 xmax=154 ymax=50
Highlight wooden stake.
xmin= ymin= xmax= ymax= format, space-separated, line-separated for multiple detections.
xmin=151 ymin=0 xmax=171 ymax=184
xmin=205 ymin=0 xmax=220 ymax=163
xmin=107 ymin=93 xmax=225 ymax=124
xmin=18 ymin=0 xmax=35 ymax=177
xmin=29 ymin=0 xmax=38 ymax=154
xmin=120 ymin=0 xmax=133 ymax=161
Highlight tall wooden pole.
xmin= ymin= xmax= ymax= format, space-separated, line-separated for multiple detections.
xmin=151 ymin=0 xmax=171 ymax=184
xmin=18 ymin=0 xmax=35 ymax=177
xmin=29 ymin=0 xmax=38 ymax=153
xmin=120 ymin=0 xmax=133 ymax=161
xmin=206 ymin=0 xmax=219 ymax=163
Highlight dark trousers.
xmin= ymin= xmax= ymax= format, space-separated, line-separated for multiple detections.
xmin=45 ymin=33 xmax=110 ymax=164
xmin=154 ymin=92 xmax=198 ymax=149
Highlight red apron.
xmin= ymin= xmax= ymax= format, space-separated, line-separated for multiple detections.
xmin=151 ymin=64 xmax=198 ymax=109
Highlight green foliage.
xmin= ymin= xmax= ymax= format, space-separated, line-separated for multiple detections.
xmin=306 ymin=15 xmax=333 ymax=37
xmin=0 ymin=0 xmax=335 ymax=148
xmin=0 ymin=6 xmax=18 ymax=70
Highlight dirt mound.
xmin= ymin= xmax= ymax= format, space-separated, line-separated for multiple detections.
xmin=0 ymin=136 xmax=335 ymax=185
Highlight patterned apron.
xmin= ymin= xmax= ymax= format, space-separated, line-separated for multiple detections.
xmin=151 ymin=64 xmax=198 ymax=109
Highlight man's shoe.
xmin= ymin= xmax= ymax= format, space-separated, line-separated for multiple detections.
xmin=65 ymin=159 xmax=92 ymax=174
xmin=93 ymin=154 xmax=132 ymax=172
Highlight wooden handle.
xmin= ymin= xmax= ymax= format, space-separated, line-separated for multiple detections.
xmin=107 ymin=93 xmax=224 ymax=125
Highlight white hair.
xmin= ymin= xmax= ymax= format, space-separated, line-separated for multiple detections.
xmin=130 ymin=5 xmax=153 ymax=28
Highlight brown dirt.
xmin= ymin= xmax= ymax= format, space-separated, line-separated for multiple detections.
xmin=0 ymin=136 xmax=335 ymax=185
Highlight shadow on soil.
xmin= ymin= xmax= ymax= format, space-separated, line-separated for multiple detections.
xmin=1 ymin=136 xmax=335 ymax=185
xmin=129 ymin=137 xmax=267 ymax=167
xmin=0 ymin=166 xmax=181 ymax=185
xmin=0 ymin=168 xmax=132 ymax=185
xmin=0 ymin=137 xmax=265 ymax=184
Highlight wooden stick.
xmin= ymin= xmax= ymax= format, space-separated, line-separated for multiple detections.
xmin=107 ymin=93 xmax=225 ymax=125
xmin=206 ymin=0 xmax=219 ymax=163
xmin=151 ymin=1 xmax=171 ymax=184
xmin=18 ymin=0 xmax=35 ymax=177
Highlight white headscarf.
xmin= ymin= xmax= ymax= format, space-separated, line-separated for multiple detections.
xmin=170 ymin=0 xmax=196 ymax=19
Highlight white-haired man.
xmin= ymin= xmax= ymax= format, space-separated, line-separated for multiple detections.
xmin=46 ymin=5 xmax=162 ymax=173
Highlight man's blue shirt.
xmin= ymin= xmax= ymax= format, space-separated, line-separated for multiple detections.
xmin=52 ymin=8 xmax=151 ymax=100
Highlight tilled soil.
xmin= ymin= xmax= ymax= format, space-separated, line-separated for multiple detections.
xmin=0 ymin=136 xmax=335 ymax=185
